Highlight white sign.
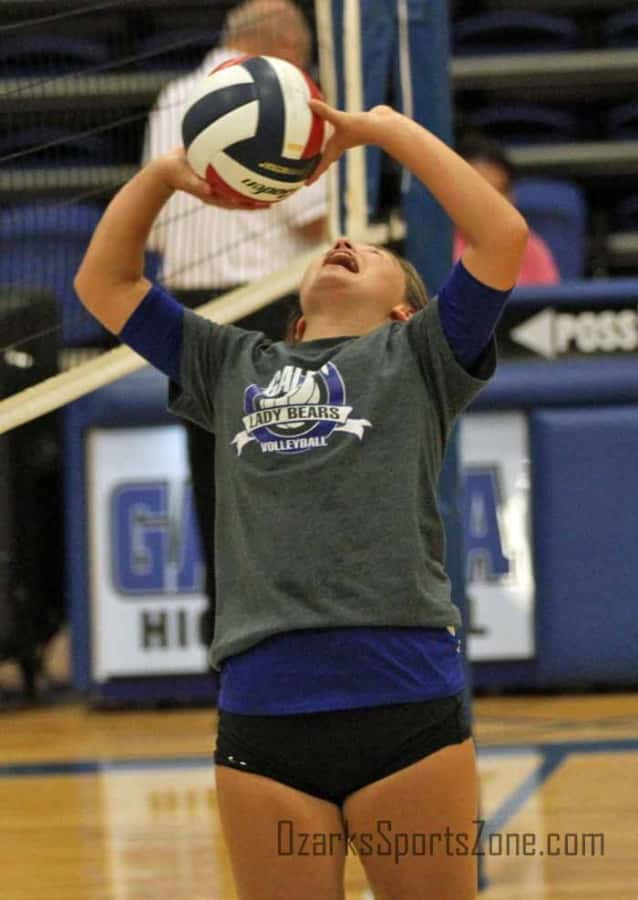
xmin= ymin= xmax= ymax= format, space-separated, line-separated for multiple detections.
xmin=87 ymin=427 xmax=209 ymax=680
xmin=510 ymin=307 xmax=638 ymax=358
xmin=460 ymin=412 xmax=535 ymax=661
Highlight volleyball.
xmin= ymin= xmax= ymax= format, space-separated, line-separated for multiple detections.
xmin=181 ymin=55 xmax=325 ymax=207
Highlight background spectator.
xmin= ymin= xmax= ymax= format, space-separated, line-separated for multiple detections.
xmin=454 ymin=133 xmax=560 ymax=286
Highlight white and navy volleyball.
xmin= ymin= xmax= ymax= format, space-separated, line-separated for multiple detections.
xmin=181 ymin=55 xmax=325 ymax=207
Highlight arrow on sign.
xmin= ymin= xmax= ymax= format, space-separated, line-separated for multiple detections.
xmin=510 ymin=309 xmax=555 ymax=359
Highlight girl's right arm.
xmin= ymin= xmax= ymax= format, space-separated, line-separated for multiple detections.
xmin=74 ymin=149 xmax=259 ymax=334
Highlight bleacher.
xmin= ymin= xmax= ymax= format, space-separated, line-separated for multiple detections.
xmin=452 ymin=1 xmax=638 ymax=276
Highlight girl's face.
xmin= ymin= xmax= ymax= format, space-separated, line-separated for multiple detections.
xmin=298 ymin=238 xmax=409 ymax=337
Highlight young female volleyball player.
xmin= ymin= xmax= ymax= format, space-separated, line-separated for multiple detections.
xmin=75 ymin=99 xmax=527 ymax=900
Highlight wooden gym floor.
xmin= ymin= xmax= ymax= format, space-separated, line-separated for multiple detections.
xmin=1 ymin=693 xmax=638 ymax=899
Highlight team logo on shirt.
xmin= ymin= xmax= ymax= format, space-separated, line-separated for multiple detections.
xmin=231 ymin=362 xmax=372 ymax=455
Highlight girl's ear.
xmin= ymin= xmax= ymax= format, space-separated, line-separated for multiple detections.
xmin=294 ymin=316 xmax=307 ymax=341
xmin=389 ymin=304 xmax=415 ymax=322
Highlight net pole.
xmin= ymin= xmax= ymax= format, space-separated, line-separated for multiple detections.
xmin=342 ymin=0 xmax=368 ymax=240
xmin=318 ymin=1 xmax=404 ymax=247
xmin=314 ymin=0 xmax=341 ymax=241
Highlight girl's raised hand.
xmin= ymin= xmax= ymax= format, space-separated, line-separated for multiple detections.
xmin=305 ymin=100 xmax=397 ymax=185
xmin=154 ymin=148 xmax=264 ymax=210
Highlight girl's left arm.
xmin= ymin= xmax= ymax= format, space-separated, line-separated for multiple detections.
xmin=307 ymin=102 xmax=528 ymax=291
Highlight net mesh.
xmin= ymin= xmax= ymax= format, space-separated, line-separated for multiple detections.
xmin=0 ymin=0 xmax=325 ymax=412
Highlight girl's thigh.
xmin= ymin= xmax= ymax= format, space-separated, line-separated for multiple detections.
xmin=342 ymin=737 xmax=479 ymax=900
xmin=215 ymin=765 xmax=348 ymax=900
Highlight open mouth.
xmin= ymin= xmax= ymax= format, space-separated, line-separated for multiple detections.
xmin=323 ymin=251 xmax=359 ymax=273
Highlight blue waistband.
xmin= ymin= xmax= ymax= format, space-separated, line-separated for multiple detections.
xmin=218 ymin=626 xmax=465 ymax=715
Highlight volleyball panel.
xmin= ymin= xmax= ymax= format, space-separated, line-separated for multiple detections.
xmin=254 ymin=55 xmax=316 ymax=160
xmin=186 ymin=102 xmax=260 ymax=178
xmin=229 ymin=55 xmax=323 ymax=167
xmin=180 ymin=62 xmax=257 ymax=152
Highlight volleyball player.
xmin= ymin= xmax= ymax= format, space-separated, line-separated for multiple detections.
xmin=75 ymin=99 xmax=528 ymax=899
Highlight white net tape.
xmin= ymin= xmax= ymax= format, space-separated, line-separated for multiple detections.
xmin=0 ymin=248 xmax=325 ymax=434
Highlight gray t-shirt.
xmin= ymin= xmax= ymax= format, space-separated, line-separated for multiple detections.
xmin=169 ymin=298 xmax=495 ymax=669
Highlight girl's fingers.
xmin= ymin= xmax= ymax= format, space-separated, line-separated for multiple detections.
xmin=172 ymin=154 xmax=209 ymax=196
xmin=190 ymin=177 xmax=213 ymax=200
xmin=315 ymin=155 xmax=333 ymax=179
xmin=162 ymin=152 xmax=261 ymax=209
xmin=307 ymin=156 xmax=330 ymax=185
xmin=305 ymin=137 xmax=344 ymax=185
xmin=308 ymin=98 xmax=340 ymax=122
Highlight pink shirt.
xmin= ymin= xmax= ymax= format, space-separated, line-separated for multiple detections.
xmin=454 ymin=230 xmax=561 ymax=286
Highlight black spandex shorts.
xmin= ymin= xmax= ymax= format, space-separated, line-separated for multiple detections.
xmin=214 ymin=692 xmax=471 ymax=806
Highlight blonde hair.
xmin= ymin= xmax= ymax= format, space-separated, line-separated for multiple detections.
xmin=386 ymin=249 xmax=429 ymax=312
xmin=285 ymin=249 xmax=429 ymax=342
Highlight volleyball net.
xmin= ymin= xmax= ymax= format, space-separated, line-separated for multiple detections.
xmin=0 ymin=0 xmax=449 ymax=435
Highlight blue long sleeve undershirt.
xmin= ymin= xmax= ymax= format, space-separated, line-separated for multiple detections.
xmin=118 ymin=260 xmax=512 ymax=380
xmin=436 ymin=259 xmax=512 ymax=371
xmin=119 ymin=282 xmax=184 ymax=383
